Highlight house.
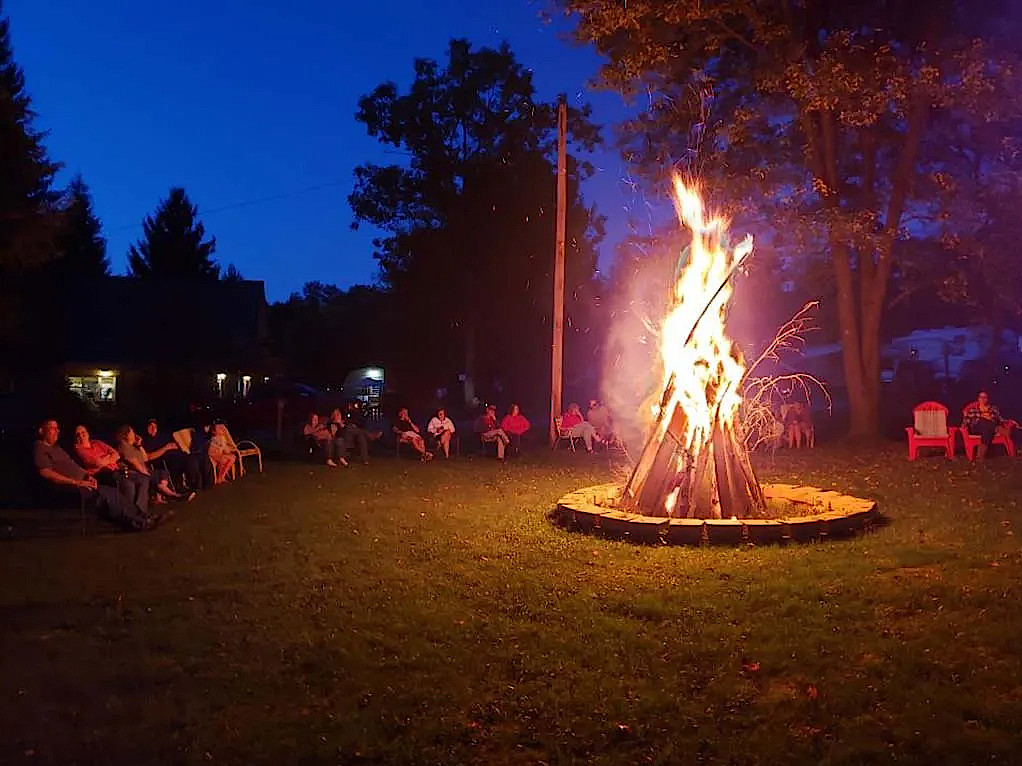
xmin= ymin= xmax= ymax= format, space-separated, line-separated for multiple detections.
xmin=0 ymin=276 xmax=274 ymax=416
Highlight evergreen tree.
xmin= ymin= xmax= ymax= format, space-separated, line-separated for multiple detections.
xmin=0 ymin=2 xmax=61 ymax=270
xmin=221 ymin=263 xmax=243 ymax=283
xmin=127 ymin=187 xmax=219 ymax=279
xmin=49 ymin=175 xmax=109 ymax=278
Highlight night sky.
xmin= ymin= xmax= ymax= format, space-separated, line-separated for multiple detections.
xmin=7 ymin=0 xmax=650 ymax=301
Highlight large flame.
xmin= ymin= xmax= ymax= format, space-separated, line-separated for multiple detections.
xmin=650 ymin=177 xmax=752 ymax=457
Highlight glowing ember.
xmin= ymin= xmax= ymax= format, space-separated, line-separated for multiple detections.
xmin=622 ymin=178 xmax=764 ymax=519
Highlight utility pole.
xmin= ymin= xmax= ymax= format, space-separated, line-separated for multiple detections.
xmin=550 ymin=99 xmax=567 ymax=447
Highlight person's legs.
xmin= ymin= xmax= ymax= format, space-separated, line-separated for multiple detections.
xmin=93 ymin=485 xmax=152 ymax=530
xmin=118 ymin=471 xmax=151 ymax=513
xmin=440 ymin=431 xmax=451 ymax=458
xmin=569 ymin=424 xmax=594 ymax=451
xmin=353 ymin=428 xmax=370 ymax=463
xmin=969 ymin=419 xmax=997 ymax=458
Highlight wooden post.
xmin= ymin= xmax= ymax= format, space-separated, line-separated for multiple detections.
xmin=550 ymin=99 xmax=567 ymax=447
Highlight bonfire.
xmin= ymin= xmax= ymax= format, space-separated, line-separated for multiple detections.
xmin=622 ymin=178 xmax=765 ymax=519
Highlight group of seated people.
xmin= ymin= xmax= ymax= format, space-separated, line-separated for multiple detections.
xmin=301 ymin=403 xmax=384 ymax=467
xmin=32 ymin=414 xmax=243 ymax=532
xmin=560 ymin=400 xmax=616 ymax=453
xmin=384 ymin=398 xmax=617 ymax=463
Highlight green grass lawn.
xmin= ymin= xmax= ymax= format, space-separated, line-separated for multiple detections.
xmin=3 ymin=446 xmax=1022 ymax=765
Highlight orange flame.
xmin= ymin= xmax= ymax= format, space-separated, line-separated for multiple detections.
xmin=649 ymin=178 xmax=752 ymax=455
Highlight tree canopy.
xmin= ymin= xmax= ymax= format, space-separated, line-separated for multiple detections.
xmin=128 ymin=187 xmax=219 ymax=279
xmin=564 ymin=0 xmax=1022 ymax=435
xmin=350 ymin=38 xmax=605 ymax=408
xmin=0 ymin=2 xmax=60 ymax=271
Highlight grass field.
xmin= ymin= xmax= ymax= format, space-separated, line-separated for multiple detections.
xmin=3 ymin=446 xmax=1022 ymax=765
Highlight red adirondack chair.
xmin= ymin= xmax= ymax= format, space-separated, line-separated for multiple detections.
xmin=959 ymin=402 xmax=1017 ymax=459
xmin=905 ymin=401 xmax=956 ymax=460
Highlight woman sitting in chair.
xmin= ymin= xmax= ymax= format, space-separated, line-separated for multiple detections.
xmin=427 ymin=408 xmax=456 ymax=459
xmin=207 ymin=422 xmax=237 ymax=484
xmin=116 ymin=425 xmax=192 ymax=503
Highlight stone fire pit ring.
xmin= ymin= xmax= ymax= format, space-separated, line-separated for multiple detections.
xmin=554 ymin=482 xmax=879 ymax=545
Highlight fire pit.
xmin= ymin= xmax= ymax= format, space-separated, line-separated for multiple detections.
xmin=555 ymin=482 xmax=879 ymax=545
xmin=559 ymin=178 xmax=878 ymax=544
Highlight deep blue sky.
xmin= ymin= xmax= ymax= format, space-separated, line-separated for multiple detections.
xmin=7 ymin=0 xmax=651 ymax=301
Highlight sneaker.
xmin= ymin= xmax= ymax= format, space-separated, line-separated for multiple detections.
xmin=424 ymin=451 xmax=434 ymax=462
xmin=326 ymin=458 xmax=338 ymax=467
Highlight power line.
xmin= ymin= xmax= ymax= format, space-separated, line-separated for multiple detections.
xmin=109 ymin=179 xmax=351 ymax=233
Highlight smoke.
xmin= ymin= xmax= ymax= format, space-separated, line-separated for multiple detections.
xmin=599 ymin=234 xmax=682 ymax=450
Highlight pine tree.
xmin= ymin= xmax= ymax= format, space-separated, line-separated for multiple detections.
xmin=0 ymin=2 xmax=61 ymax=270
xmin=49 ymin=175 xmax=109 ymax=278
xmin=221 ymin=263 xmax=243 ymax=283
xmin=127 ymin=187 xmax=219 ymax=279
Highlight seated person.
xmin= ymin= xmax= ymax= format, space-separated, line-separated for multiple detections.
xmin=72 ymin=424 xmax=120 ymax=475
xmin=141 ymin=418 xmax=208 ymax=491
xmin=427 ymin=408 xmax=456 ymax=458
xmin=963 ymin=390 xmax=1006 ymax=459
xmin=116 ymin=425 xmax=192 ymax=502
xmin=500 ymin=403 xmax=530 ymax=454
xmin=474 ymin=404 xmax=510 ymax=460
xmin=328 ymin=407 xmax=371 ymax=465
xmin=73 ymin=424 xmax=150 ymax=510
xmin=561 ymin=402 xmax=600 ymax=452
xmin=303 ymin=413 xmax=347 ymax=467
xmin=783 ymin=402 xmax=813 ymax=448
xmin=207 ymin=422 xmax=237 ymax=484
xmin=393 ymin=407 xmax=433 ymax=461
xmin=34 ymin=419 xmax=158 ymax=531
xmin=586 ymin=399 xmax=615 ymax=441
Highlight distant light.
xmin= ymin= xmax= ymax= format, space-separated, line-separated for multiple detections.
xmin=97 ymin=370 xmax=114 ymax=378
xmin=263 ymin=376 xmax=270 ymax=382
xmin=242 ymin=375 xmax=252 ymax=383
xmin=216 ymin=373 xmax=227 ymax=382
xmin=365 ymin=368 xmax=383 ymax=380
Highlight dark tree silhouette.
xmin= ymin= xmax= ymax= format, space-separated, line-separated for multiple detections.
xmin=221 ymin=263 xmax=244 ymax=283
xmin=49 ymin=175 xmax=109 ymax=278
xmin=350 ymin=39 xmax=604 ymax=408
xmin=0 ymin=2 xmax=60 ymax=271
xmin=128 ymin=187 xmax=219 ymax=279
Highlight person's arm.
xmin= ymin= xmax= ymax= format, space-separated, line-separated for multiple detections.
xmin=39 ymin=467 xmax=96 ymax=490
xmin=147 ymin=442 xmax=177 ymax=460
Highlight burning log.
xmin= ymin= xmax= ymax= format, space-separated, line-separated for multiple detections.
xmin=621 ymin=178 xmax=765 ymax=519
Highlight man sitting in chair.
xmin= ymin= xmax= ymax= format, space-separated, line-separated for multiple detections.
xmin=34 ymin=419 xmax=160 ymax=531
xmin=474 ymin=404 xmax=510 ymax=460
xmin=963 ymin=390 xmax=1004 ymax=460
xmin=393 ymin=408 xmax=433 ymax=461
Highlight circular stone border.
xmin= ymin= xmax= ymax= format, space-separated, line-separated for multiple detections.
xmin=554 ymin=483 xmax=880 ymax=545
